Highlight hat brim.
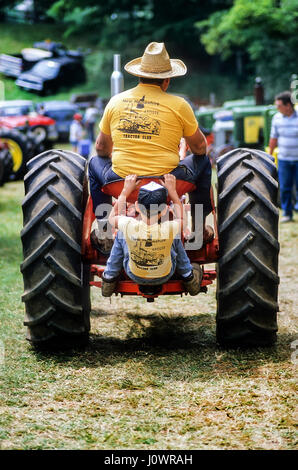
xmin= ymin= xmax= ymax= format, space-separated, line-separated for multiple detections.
xmin=124 ymin=58 xmax=187 ymax=79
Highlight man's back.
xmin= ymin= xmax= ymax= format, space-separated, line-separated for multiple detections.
xmin=99 ymin=82 xmax=198 ymax=177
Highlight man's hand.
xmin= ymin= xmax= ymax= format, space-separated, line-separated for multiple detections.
xmin=121 ymin=174 xmax=141 ymax=197
xmin=160 ymin=174 xmax=177 ymax=196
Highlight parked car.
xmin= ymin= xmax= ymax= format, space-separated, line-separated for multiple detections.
xmin=0 ymin=100 xmax=58 ymax=143
xmin=0 ymin=100 xmax=34 ymax=116
xmin=37 ymin=100 xmax=79 ymax=141
xmin=33 ymin=41 xmax=86 ymax=61
xmin=0 ymin=41 xmax=86 ymax=78
xmin=15 ymin=57 xmax=86 ymax=95
xmin=0 ymin=48 xmax=52 ymax=78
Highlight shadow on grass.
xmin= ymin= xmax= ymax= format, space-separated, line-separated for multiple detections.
xmin=30 ymin=310 xmax=296 ymax=383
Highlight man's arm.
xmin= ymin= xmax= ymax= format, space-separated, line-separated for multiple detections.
xmin=95 ymin=131 xmax=113 ymax=157
xmin=184 ymin=128 xmax=207 ymax=155
xmin=269 ymin=137 xmax=278 ymax=155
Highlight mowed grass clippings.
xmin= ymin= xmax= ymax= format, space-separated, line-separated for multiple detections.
xmin=0 ymin=179 xmax=297 ymax=450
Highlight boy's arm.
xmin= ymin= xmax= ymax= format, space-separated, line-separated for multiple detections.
xmin=160 ymin=174 xmax=183 ymax=228
xmin=108 ymin=175 xmax=140 ymax=229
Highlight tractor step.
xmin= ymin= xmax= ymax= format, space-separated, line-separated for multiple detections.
xmin=90 ymin=265 xmax=216 ymax=299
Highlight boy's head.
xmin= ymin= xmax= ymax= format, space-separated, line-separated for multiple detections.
xmin=136 ymin=181 xmax=168 ymax=220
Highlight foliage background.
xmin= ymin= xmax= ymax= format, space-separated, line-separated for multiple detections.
xmin=1 ymin=0 xmax=297 ymax=102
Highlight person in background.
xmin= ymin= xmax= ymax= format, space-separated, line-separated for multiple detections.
xmin=78 ymin=136 xmax=92 ymax=159
xmin=84 ymin=104 xmax=99 ymax=142
xmin=38 ymin=104 xmax=45 ymax=115
xmin=269 ymin=91 xmax=298 ymax=222
xmin=69 ymin=113 xmax=84 ymax=153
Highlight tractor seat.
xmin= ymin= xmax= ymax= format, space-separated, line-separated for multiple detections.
xmin=102 ymin=177 xmax=196 ymax=203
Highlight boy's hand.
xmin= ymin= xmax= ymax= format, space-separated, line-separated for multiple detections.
xmin=160 ymin=174 xmax=177 ymax=194
xmin=121 ymin=174 xmax=140 ymax=196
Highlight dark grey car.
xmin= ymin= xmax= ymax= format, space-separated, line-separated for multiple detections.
xmin=16 ymin=57 xmax=86 ymax=95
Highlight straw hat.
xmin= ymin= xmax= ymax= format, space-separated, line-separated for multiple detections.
xmin=124 ymin=42 xmax=187 ymax=79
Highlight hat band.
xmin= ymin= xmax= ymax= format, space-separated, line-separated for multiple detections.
xmin=140 ymin=60 xmax=172 ymax=74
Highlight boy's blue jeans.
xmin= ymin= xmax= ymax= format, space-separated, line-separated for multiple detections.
xmin=104 ymin=232 xmax=193 ymax=285
xmin=278 ymin=159 xmax=298 ymax=217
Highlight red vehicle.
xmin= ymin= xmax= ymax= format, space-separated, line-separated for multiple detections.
xmin=20 ymin=148 xmax=279 ymax=350
xmin=0 ymin=114 xmax=57 ymax=142
xmin=0 ymin=100 xmax=58 ymax=178
xmin=0 ymin=100 xmax=58 ymax=142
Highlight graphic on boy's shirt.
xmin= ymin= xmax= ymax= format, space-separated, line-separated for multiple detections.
xmin=117 ymin=96 xmax=161 ymax=137
xmin=130 ymin=236 xmax=166 ymax=269
xmin=130 ymin=245 xmax=165 ymax=268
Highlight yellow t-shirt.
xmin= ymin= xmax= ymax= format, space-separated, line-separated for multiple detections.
xmin=118 ymin=216 xmax=181 ymax=279
xmin=99 ymin=83 xmax=198 ymax=177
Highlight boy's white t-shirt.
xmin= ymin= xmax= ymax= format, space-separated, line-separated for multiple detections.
xmin=118 ymin=216 xmax=181 ymax=279
xmin=69 ymin=121 xmax=83 ymax=142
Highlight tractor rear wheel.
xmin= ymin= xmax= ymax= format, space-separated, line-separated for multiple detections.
xmin=0 ymin=129 xmax=28 ymax=179
xmin=20 ymin=149 xmax=90 ymax=348
xmin=216 ymin=148 xmax=279 ymax=347
xmin=0 ymin=147 xmax=13 ymax=186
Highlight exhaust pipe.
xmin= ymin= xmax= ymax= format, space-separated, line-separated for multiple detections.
xmin=111 ymin=54 xmax=124 ymax=97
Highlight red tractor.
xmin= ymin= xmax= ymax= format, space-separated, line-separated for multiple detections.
xmin=20 ymin=148 xmax=279 ymax=349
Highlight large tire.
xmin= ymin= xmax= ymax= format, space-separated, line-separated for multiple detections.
xmin=0 ymin=129 xmax=28 ymax=179
xmin=216 ymin=148 xmax=279 ymax=347
xmin=20 ymin=149 xmax=91 ymax=348
xmin=0 ymin=148 xmax=13 ymax=186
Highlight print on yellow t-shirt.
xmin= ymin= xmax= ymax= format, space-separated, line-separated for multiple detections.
xmin=118 ymin=216 xmax=181 ymax=279
xmin=99 ymin=83 xmax=198 ymax=178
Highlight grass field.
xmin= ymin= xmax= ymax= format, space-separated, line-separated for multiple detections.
xmin=0 ymin=169 xmax=297 ymax=450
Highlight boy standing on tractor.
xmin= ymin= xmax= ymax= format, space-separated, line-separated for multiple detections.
xmin=101 ymin=173 xmax=202 ymax=297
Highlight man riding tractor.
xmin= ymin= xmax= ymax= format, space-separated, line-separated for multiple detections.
xmin=88 ymin=42 xmax=214 ymax=256
xmin=20 ymin=42 xmax=280 ymax=349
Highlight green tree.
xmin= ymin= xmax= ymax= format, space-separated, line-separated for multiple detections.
xmin=47 ymin=0 xmax=232 ymax=53
xmin=196 ymin=0 xmax=298 ymax=96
